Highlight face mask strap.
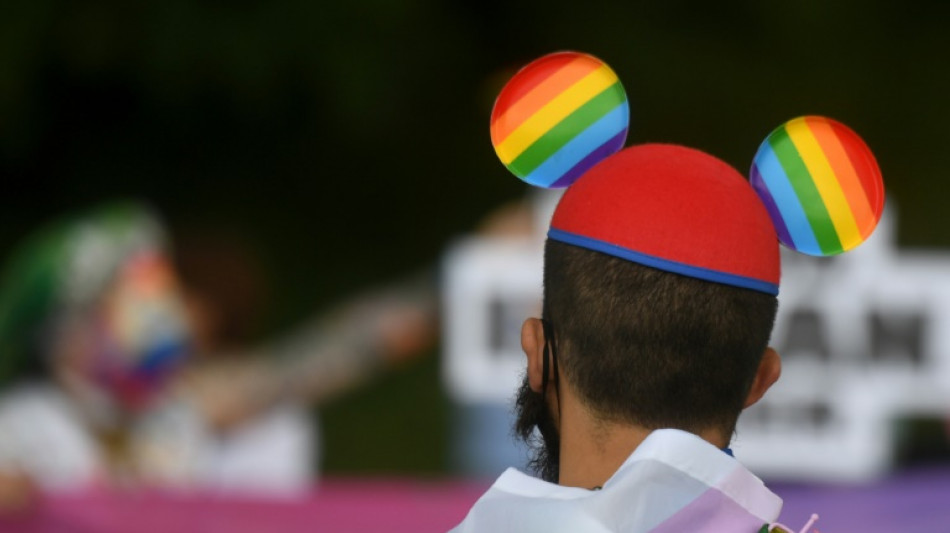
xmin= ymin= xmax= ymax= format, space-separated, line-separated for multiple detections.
xmin=540 ymin=318 xmax=559 ymax=394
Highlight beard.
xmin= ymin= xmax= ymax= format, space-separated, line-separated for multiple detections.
xmin=514 ymin=375 xmax=560 ymax=483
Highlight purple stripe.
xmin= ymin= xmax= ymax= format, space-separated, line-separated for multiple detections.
xmin=549 ymin=128 xmax=628 ymax=188
xmin=650 ymin=486 xmax=767 ymax=532
xmin=750 ymin=163 xmax=793 ymax=247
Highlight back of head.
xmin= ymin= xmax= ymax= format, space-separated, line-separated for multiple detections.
xmin=543 ymin=240 xmax=776 ymax=437
xmin=543 ymin=143 xmax=781 ymax=438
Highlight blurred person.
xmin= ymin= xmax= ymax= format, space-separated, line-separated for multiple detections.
xmin=0 ymin=201 xmax=436 ymax=503
xmin=452 ymin=145 xmax=802 ymax=532
xmin=148 ymin=230 xmax=437 ymax=491
xmin=0 ymin=202 xmax=190 ymax=494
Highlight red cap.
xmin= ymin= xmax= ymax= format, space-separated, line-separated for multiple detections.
xmin=548 ymin=144 xmax=781 ymax=294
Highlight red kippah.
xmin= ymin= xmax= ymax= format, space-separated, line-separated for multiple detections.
xmin=548 ymin=144 xmax=781 ymax=294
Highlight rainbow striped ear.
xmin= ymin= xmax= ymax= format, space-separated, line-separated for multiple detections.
xmin=750 ymin=116 xmax=884 ymax=256
xmin=490 ymin=52 xmax=629 ymax=188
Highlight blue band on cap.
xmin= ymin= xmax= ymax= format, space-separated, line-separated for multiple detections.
xmin=547 ymin=228 xmax=779 ymax=295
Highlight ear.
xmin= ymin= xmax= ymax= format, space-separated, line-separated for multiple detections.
xmin=521 ymin=318 xmax=547 ymax=393
xmin=743 ymin=347 xmax=782 ymax=408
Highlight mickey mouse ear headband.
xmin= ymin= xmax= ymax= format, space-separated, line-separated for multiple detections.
xmin=490 ymin=51 xmax=885 ymax=293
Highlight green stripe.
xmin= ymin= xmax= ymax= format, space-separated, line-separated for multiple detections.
xmin=769 ymin=127 xmax=842 ymax=254
xmin=507 ymin=82 xmax=626 ymax=176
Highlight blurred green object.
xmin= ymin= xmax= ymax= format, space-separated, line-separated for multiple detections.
xmin=893 ymin=416 xmax=950 ymax=468
xmin=320 ymin=345 xmax=447 ymax=474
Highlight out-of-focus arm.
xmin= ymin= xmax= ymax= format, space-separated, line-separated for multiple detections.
xmin=184 ymin=270 xmax=439 ymax=431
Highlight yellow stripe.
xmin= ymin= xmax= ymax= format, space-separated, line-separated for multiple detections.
xmin=495 ymin=65 xmax=618 ymax=164
xmin=785 ymin=118 xmax=862 ymax=248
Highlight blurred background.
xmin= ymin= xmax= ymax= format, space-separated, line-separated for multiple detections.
xmin=1 ymin=1 xmax=949 ymax=531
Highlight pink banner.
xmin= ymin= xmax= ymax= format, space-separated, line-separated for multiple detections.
xmin=0 ymin=479 xmax=488 ymax=533
xmin=0 ymin=469 xmax=948 ymax=532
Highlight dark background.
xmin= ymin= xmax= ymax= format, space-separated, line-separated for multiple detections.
xmin=1 ymin=1 xmax=947 ymax=475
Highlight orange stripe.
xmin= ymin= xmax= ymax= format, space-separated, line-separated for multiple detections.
xmin=490 ymin=56 xmax=602 ymax=146
xmin=805 ymin=117 xmax=876 ymax=239
xmin=830 ymin=120 xmax=884 ymax=221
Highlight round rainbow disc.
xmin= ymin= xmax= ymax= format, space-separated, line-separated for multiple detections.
xmin=490 ymin=52 xmax=629 ymax=188
xmin=750 ymin=116 xmax=884 ymax=256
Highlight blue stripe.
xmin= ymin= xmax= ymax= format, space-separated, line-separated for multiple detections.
xmin=139 ymin=337 xmax=189 ymax=373
xmin=753 ymin=143 xmax=821 ymax=255
xmin=526 ymin=101 xmax=630 ymax=187
xmin=547 ymin=228 xmax=779 ymax=295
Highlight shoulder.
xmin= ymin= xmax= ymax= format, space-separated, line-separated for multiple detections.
xmin=0 ymin=382 xmax=79 ymax=431
xmin=0 ymin=383 xmax=102 ymax=488
xmin=452 ymin=431 xmax=782 ymax=532
xmin=451 ymin=468 xmax=609 ymax=533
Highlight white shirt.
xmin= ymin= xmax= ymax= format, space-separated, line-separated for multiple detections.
xmin=451 ymin=429 xmax=782 ymax=533
xmin=0 ymin=384 xmax=104 ymax=489
xmin=0 ymin=383 xmax=315 ymax=495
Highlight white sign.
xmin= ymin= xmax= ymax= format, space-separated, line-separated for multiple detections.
xmin=736 ymin=205 xmax=950 ymax=481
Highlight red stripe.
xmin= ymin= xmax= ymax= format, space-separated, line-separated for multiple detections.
xmin=829 ymin=120 xmax=885 ymax=220
xmin=490 ymin=52 xmax=582 ymax=124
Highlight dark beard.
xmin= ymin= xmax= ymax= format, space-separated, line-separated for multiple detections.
xmin=514 ymin=376 xmax=560 ymax=483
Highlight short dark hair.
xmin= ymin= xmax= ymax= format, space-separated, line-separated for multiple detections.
xmin=542 ymin=239 xmax=778 ymax=437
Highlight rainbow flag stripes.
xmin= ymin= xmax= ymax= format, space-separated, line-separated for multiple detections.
xmin=490 ymin=52 xmax=629 ymax=188
xmin=750 ymin=116 xmax=884 ymax=256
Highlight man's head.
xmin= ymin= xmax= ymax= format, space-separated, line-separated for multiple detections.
xmin=516 ymin=241 xmax=781 ymax=480
xmin=514 ymin=144 xmax=784 ymax=482
xmin=543 ymin=239 xmax=778 ymax=433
